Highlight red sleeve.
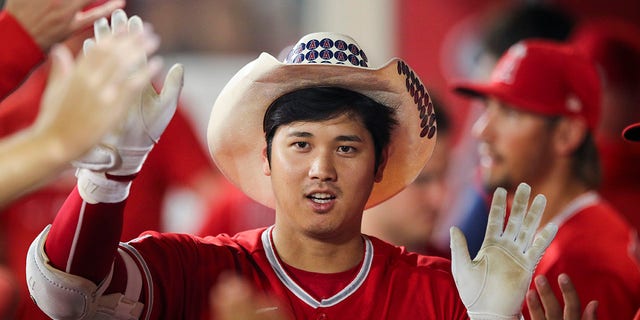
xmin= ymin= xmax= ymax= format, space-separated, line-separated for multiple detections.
xmin=44 ymin=187 xmax=125 ymax=284
xmin=0 ymin=11 xmax=45 ymax=100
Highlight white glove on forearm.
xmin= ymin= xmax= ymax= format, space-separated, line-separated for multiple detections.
xmin=450 ymin=183 xmax=558 ymax=320
xmin=73 ymin=9 xmax=184 ymax=203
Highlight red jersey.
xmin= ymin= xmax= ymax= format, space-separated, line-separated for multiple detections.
xmin=0 ymin=11 xmax=44 ymax=100
xmin=124 ymin=226 xmax=469 ymax=319
xmin=524 ymin=192 xmax=640 ymax=320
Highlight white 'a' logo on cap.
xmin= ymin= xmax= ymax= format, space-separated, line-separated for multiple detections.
xmin=494 ymin=43 xmax=527 ymax=85
xmin=566 ymin=93 xmax=582 ymax=113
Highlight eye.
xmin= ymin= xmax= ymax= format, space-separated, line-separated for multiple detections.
xmin=337 ymin=145 xmax=356 ymax=153
xmin=502 ymin=107 xmax=521 ymax=119
xmin=293 ymin=141 xmax=309 ymax=149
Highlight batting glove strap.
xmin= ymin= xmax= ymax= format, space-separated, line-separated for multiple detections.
xmin=468 ymin=312 xmax=524 ymax=320
xmin=105 ymin=145 xmax=153 ymax=176
xmin=77 ymin=169 xmax=131 ymax=204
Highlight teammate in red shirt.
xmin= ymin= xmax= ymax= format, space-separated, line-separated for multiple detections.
xmin=26 ymin=11 xmax=556 ymax=320
xmin=452 ymin=39 xmax=640 ymax=319
xmin=570 ymin=19 xmax=640 ymax=234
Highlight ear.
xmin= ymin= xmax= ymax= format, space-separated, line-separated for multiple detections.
xmin=261 ymin=146 xmax=271 ymax=176
xmin=374 ymin=147 xmax=389 ymax=183
xmin=553 ymin=118 xmax=588 ymax=156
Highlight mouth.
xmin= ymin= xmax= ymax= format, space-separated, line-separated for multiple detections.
xmin=306 ymin=192 xmax=336 ymax=204
xmin=478 ymin=144 xmax=499 ymax=168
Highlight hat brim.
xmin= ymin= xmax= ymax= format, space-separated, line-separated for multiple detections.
xmin=623 ymin=123 xmax=640 ymax=142
xmin=452 ymin=81 xmax=567 ymax=119
xmin=207 ymin=53 xmax=437 ymax=209
xmin=452 ymin=82 xmax=520 ymax=109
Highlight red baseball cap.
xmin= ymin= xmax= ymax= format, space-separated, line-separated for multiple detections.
xmin=452 ymin=39 xmax=601 ymax=130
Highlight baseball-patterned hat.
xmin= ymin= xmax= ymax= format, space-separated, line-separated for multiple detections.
xmin=207 ymin=32 xmax=437 ymax=209
xmin=452 ymin=39 xmax=601 ymax=130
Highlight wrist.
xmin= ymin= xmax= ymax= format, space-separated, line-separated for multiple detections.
xmin=106 ymin=145 xmax=153 ymax=176
xmin=76 ymin=169 xmax=132 ymax=204
xmin=468 ymin=312 xmax=523 ymax=320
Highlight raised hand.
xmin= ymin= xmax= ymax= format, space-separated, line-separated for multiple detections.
xmin=5 ymin=0 xmax=125 ymax=51
xmin=73 ymin=9 xmax=184 ymax=203
xmin=450 ymin=183 xmax=558 ymax=320
xmin=527 ymin=274 xmax=598 ymax=320
xmin=211 ymin=274 xmax=290 ymax=320
xmin=0 ymin=21 xmax=160 ymax=207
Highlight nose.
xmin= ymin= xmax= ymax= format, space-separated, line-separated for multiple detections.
xmin=308 ymin=152 xmax=337 ymax=182
xmin=473 ymin=99 xmax=502 ymax=142
xmin=472 ymin=110 xmax=492 ymax=141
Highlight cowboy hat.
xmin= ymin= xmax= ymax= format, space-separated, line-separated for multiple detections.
xmin=207 ymin=32 xmax=437 ymax=209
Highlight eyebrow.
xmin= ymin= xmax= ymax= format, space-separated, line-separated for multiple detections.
xmin=286 ymin=131 xmax=363 ymax=142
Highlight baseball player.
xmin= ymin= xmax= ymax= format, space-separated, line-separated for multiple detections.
xmin=452 ymin=39 xmax=640 ymax=319
xmin=26 ymin=11 xmax=557 ymax=319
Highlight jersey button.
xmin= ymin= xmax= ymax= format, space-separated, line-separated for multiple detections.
xmin=315 ymin=312 xmax=328 ymax=320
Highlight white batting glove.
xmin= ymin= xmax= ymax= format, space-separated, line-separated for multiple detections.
xmin=74 ymin=9 xmax=184 ymax=203
xmin=450 ymin=183 xmax=558 ymax=320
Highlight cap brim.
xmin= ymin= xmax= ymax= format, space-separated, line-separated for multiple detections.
xmin=623 ymin=123 xmax=640 ymax=142
xmin=208 ymin=53 xmax=437 ymax=209
xmin=452 ymin=81 xmax=494 ymax=100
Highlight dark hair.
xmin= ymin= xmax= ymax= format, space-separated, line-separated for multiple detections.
xmin=263 ymin=87 xmax=398 ymax=172
xmin=545 ymin=118 xmax=601 ymax=188
xmin=572 ymin=133 xmax=601 ymax=189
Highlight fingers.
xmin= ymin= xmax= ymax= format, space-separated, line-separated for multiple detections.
xmin=110 ymin=8 xmax=128 ymax=34
xmin=82 ymin=32 xmax=158 ymax=83
xmin=526 ymin=274 xmax=598 ymax=320
xmin=212 ymin=274 xmax=252 ymax=320
xmin=93 ymin=17 xmax=111 ymax=42
xmin=160 ymin=64 xmax=185 ymax=102
xmin=534 ymin=275 xmax=562 ymax=319
xmin=558 ymin=274 xmax=598 ymax=320
xmin=558 ymin=274 xmax=582 ymax=320
xmin=485 ymin=187 xmax=507 ymax=241
xmin=71 ymin=0 xmax=125 ymax=32
xmin=128 ymin=15 xmax=144 ymax=34
xmin=582 ymin=301 xmax=598 ymax=320
xmin=48 ymin=45 xmax=75 ymax=85
xmin=503 ymin=183 xmax=530 ymax=242
xmin=83 ymin=38 xmax=96 ymax=56
xmin=526 ymin=289 xmax=546 ymax=320
xmin=525 ymin=223 xmax=557 ymax=264
xmin=516 ymin=194 xmax=546 ymax=252
xmin=93 ymin=9 xmax=136 ymax=43
xmin=449 ymin=226 xmax=472 ymax=269
xmin=212 ymin=273 xmax=288 ymax=320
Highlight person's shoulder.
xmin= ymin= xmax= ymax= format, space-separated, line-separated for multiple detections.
xmin=125 ymin=227 xmax=269 ymax=252
xmin=564 ymin=194 xmax=633 ymax=234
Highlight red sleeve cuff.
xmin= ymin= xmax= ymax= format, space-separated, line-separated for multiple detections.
xmin=0 ymin=11 xmax=46 ymax=99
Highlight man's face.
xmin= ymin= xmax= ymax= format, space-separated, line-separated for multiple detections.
xmin=472 ymin=98 xmax=555 ymax=191
xmin=362 ymin=136 xmax=449 ymax=250
xmin=263 ymin=114 xmax=384 ymax=240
